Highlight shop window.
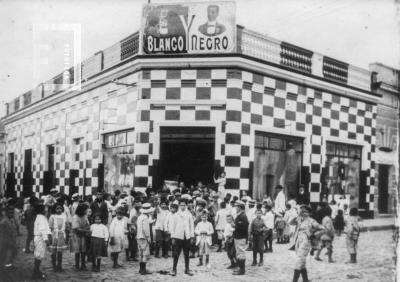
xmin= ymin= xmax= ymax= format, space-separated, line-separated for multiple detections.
xmin=103 ymin=129 xmax=134 ymax=193
xmin=24 ymin=149 xmax=32 ymax=172
xmin=253 ymin=132 xmax=303 ymax=201
xmin=8 ymin=153 xmax=14 ymax=173
xmin=46 ymin=144 xmax=55 ymax=172
xmin=324 ymin=142 xmax=361 ymax=202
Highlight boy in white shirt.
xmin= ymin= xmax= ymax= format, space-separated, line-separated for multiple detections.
xmin=263 ymin=204 xmax=275 ymax=252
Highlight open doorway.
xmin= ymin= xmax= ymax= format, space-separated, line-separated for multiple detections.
xmin=156 ymin=126 xmax=215 ymax=189
xmin=378 ymin=164 xmax=390 ymax=214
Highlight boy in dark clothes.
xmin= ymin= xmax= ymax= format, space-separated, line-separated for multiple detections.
xmin=334 ymin=209 xmax=345 ymax=236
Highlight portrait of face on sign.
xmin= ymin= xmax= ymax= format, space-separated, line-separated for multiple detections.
xmin=198 ymin=5 xmax=226 ymax=37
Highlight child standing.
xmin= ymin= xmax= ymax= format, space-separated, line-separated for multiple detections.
xmin=215 ymin=201 xmax=229 ymax=252
xmin=154 ymin=200 xmax=170 ymax=258
xmin=315 ymin=208 xmax=335 ymax=263
xmin=136 ymin=203 xmax=154 ymax=275
xmin=70 ymin=203 xmax=90 ymax=271
xmin=90 ymin=214 xmax=109 ymax=272
xmin=275 ymin=212 xmax=286 ymax=244
xmin=109 ymin=207 xmax=129 ymax=268
xmin=345 ymin=208 xmax=361 ymax=263
xmin=195 ymin=210 xmax=214 ymax=268
xmin=224 ymin=214 xmax=236 ymax=269
xmin=49 ymin=203 xmax=68 ymax=272
xmin=249 ymin=209 xmax=267 ymax=266
xmin=263 ymin=204 xmax=274 ymax=252
xmin=32 ymin=204 xmax=51 ymax=279
xmin=334 ymin=209 xmax=345 ymax=236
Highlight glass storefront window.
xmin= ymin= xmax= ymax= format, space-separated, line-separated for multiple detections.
xmin=103 ymin=129 xmax=135 ymax=193
xmin=253 ymin=132 xmax=303 ymax=201
xmin=324 ymin=142 xmax=361 ymax=206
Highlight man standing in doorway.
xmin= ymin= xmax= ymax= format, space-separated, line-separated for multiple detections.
xmin=232 ymin=200 xmax=249 ymax=275
xmin=274 ymin=185 xmax=286 ymax=215
xmin=169 ymin=198 xmax=194 ymax=276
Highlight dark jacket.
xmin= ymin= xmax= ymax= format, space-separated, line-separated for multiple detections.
xmin=233 ymin=211 xmax=249 ymax=239
xmin=297 ymin=193 xmax=310 ymax=206
xmin=90 ymin=201 xmax=109 ymax=224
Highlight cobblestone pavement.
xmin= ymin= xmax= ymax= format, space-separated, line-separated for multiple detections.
xmin=0 ymin=230 xmax=395 ymax=282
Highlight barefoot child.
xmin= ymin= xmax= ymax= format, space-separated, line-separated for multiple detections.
xmin=195 ymin=210 xmax=214 ymax=267
xmin=90 ymin=214 xmax=109 ymax=272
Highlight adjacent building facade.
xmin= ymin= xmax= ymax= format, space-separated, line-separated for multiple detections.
xmin=1 ymin=24 xmax=384 ymax=217
xmin=369 ymin=63 xmax=399 ymax=215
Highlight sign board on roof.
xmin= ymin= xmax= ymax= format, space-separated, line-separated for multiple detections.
xmin=141 ymin=1 xmax=236 ymax=54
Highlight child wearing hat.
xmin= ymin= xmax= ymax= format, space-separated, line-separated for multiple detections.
xmin=109 ymin=206 xmax=129 ymax=268
xmin=194 ymin=210 xmax=214 ymax=267
xmin=89 ymin=213 xmax=109 ymax=272
xmin=137 ymin=202 xmax=154 ymax=275
xmin=345 ymin=207 xmax=361 ymax=264
xmin=249 ymin=209 xmax=267 ymax=266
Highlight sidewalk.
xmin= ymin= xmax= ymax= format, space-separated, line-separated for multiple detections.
xmin=361 ymin=216 xmax=396 ymax=232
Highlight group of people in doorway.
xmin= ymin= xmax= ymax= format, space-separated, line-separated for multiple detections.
xmin=0 ymin=173 xmax=362 ymax=282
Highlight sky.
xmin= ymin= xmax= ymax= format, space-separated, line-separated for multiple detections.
xmin=0 ymin=0 xmax=399 ymax=107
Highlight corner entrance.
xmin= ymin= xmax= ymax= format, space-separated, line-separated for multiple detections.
xmin=156 ymin=126 xmax=215 ymax=189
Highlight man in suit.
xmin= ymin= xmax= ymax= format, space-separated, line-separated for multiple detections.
xmin=198 ymin=5 xmax=226 ymax=36
xmin=90 ymin=191 xmax=109 ymax=224
xmin=232 ymin=200 xmax=249 ymax=275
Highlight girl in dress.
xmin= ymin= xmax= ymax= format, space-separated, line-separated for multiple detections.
xmin=49 ymin=203 xmax=68 ymax=272
xmin=194 ymin=210 xmax=214 ymax=268
xmin=90 ymin=213 xmax=109 ymax=272
xmin=32 ymin=204 xmax=51 ymax=279
xmin=109 ymin=207 xmax=128 ymax=268
xmin=214 ymin=171 xmax=226 ymax=200
xmin=70 ymin=203 xmax=90 ymax=271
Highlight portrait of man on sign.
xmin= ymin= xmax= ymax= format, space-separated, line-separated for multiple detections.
xmin=198 ymin=4 xmax=226 ymax=36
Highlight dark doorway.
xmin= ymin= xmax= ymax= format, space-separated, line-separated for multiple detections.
xmin=156 ymin=127 xmax=215 ymax=189
xmin=378 ymin=164 xmax=390 ymax=214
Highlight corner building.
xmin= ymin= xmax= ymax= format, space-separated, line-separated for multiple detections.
xmin=2 ymin=27 xmax=379 ymax=218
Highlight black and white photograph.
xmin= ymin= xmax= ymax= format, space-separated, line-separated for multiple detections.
xmin=0 ymin=0 xmax=398 ymax=281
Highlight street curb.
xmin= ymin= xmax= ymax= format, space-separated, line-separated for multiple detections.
xmin=361 ymin=225 xmax=395 ymax=232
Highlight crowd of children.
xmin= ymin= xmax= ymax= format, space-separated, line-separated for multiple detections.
xmin=0 ymin=182 xmax=362 ymax=281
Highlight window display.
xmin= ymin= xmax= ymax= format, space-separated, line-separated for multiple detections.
xmin=253 ymin=132 xmax=303 ymax=201
xmin=103 ymin=130 xmax=134 ymax=193
xmin=324 ymin=142 xmax=361 ymax=204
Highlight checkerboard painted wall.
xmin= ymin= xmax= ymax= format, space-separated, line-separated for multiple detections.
xmin=3 ymin=67 xmax=376 ymax=215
